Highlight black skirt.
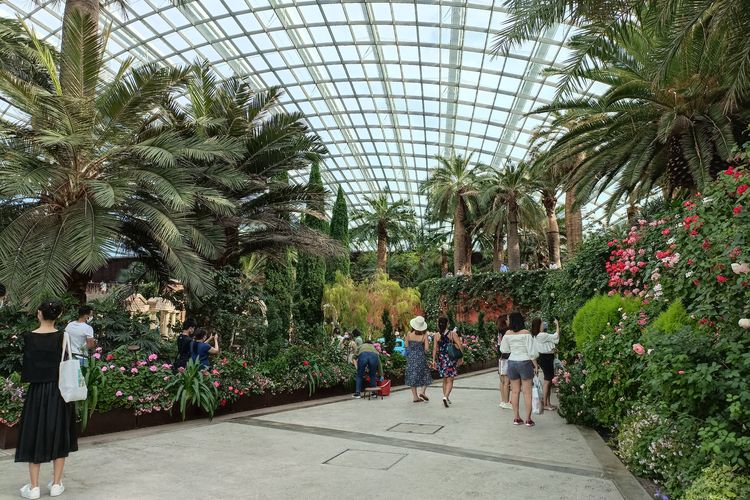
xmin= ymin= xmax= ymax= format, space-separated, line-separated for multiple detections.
xmin=14 ymin=381 xmax=78 ymax=463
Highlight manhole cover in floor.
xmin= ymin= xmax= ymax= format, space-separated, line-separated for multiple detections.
xmin=323 ymin=449 xmax=407 ymax=470
xmin=387 ymin=423 xmax=443 ymax=434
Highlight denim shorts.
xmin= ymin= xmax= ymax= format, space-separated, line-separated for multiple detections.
xmin=507 ymin=360 xmax=534 ymax=380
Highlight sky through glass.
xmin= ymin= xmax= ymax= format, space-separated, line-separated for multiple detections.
xmin=1 ymin=0 xmax=613 ymax=226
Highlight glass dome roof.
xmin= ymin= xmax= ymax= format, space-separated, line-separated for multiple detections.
xmin=2 ymin=1 xmax=608 ymax=224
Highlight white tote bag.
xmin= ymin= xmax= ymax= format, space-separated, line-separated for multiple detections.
xmin=532 ymin=376 xmax=544 ymax=415
xmin=59 ymin=333 xmax=88 ymax=402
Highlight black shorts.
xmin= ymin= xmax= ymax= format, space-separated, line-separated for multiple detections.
xmin=538 ymin=353 xmax=555 ymax=381
xmin=507 ymin=360 xmax=534 ymax=380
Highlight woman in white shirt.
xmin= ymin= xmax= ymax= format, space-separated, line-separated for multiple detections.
xmin=532 ymin=318 xmax=560 ymax=411
xmin=499 ymin=312 xmax=538 ymax=427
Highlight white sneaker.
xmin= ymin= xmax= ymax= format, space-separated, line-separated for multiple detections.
xmin=499 ymin=402 xmax=513 ymax=410
xmin=49 ymin=483 xmax=65 ymax=497
xmin=20 ymin=484 xmax=40 ymax=499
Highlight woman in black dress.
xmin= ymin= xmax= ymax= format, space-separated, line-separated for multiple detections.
xmin=15 ymin=300 xmax=77 ymax=499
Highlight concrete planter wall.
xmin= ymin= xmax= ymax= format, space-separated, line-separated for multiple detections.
xmin=0 ymin=360 xmax=495 ymax=449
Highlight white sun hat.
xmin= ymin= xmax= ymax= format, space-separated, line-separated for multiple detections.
xmin=409 ymin=315 xmax=428 ymax=332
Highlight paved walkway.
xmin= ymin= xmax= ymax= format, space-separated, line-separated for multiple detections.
xmin=0 ymin=371 xmax=648 ymax=499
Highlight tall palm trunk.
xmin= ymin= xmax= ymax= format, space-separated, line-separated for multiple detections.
xmin=61 ymin=0 xmax=100 ymax=96
xmin=542 ymin=190 xmax=561 ymax=268
xmin=463 ymin=223 xmax=473 ymax=275
xmin=376 ymin=221 xmax=388 ymax=272
xmin=507 ymin=199 xmax=521 ymax=271
xmin=453 ymin=198 xmax=467 ymax=274
xmin=565 ymin=187 xmax=583 ymax=256
xmin=492 ymin=228 xmax=505 ymax=271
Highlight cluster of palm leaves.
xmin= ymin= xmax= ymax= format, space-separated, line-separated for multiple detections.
xmin=494 ymin=1 xmax=750 ymax=217
xmin=0 ymin=14 xmax=335 ymax=306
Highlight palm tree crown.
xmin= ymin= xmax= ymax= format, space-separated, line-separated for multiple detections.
xmin=350 ymin=193 xmax=416 ymax=273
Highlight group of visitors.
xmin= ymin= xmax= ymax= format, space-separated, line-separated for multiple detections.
xmin=497 ymin=312 xmax=560 ymax=427
xmin=351 ymin=310 xmax=560 ymax=428
xmin=173 ymin=318 xmax=220 ymax=370
xmin=352 ymin=314 xmax=464 ymax=408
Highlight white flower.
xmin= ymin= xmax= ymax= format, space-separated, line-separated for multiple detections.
xmin=685 ymin=271 xmax=693 ymax=278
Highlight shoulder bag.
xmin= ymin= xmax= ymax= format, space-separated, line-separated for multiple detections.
xmin=59 ymin=332 xmax=88 ymax=402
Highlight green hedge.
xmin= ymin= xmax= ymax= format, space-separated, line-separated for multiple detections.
xmin=418 ymin=269 xmax=551 ymax=323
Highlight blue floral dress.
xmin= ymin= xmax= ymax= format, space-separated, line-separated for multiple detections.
xmin=437 ymin=332 xmax=459 ymax=378
xmin=405 ymin=340 xmax=432 ymax=387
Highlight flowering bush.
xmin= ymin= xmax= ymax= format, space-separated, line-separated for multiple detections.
xmin=684 ymin=463 xmax=750 ymax=500
xmin=617 ymin=406 xmax=704 ymax=496
xmin=555 ymin=356 xmax=597 ymax=427
xmin=0 ymin=374 xmax=24 ymax=427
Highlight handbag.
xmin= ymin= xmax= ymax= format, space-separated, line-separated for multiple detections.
xmin=59 ymin=333 xmax=88 ymax=402
xmin=532 ymin=376 xmax=544 ymax=415
xmin=446 ymin=332 xmax=463 ymax=361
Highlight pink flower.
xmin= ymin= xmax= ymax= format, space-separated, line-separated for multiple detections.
xmin=734 ymin=206 xmax=743 ymax=215
xmin=127 ymin=395 xmax=133 ymax=401
xmin=149 ymin=366 xmax=158 ymax=372
xmin=738 ymin=184 xmax=749 ymax=195
xmin=213 ymin=381 xmax=220 ymax=388
xmin=228 ymin=386 xmax=234 ymax=391
xmin=148 ymin=354 xmax=158 ymax=362
xmin=162 ymin=363 xmax=172 ymax=370
xmin=661 ymin=229 xmax=670 ymax=235
xmin=717 ymin=275 xmax=728 ymax=283
xmin=92 ymin=353 xmax=101 ymax=360
xmin=131 ymin=367 xmax=139 ymax=374
xmin=137 ymin=361 xmax=147 ymax=367
xmin=115 ymin=390 xmax=123 ymax=397
xmin=106 ymin=354 xmax=115 ymax=361
xmin=677 ymin=370 xmax=685 ymax=375
xmin=119 ymin=367 xmax=126 ymax=372
xmin=178 ymin=367 xmax=185 ymax=373
xmin=632 ymin=343 xmax=645 ymax=355
xmin=101 ymin=366 xmax=108 ymax=372
xmin=211 ymin=369 xmax=220 ymax=375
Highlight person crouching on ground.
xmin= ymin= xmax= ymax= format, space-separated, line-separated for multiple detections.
xmin=532 ymin=318 xmax=560 ymax=411
xmin=405 ymin=316 xmax=432 ymax=403
xmin=15 ymin=300 xmax=78 ymax=499
xmin=496 ymin=315 xmax=512 ymax=410
xmin=352 ymin=340 xmax=383 ymax=398
xmin=190 ymin=328 xmax=219 ymax=369
xmin=500 ymin=312 xmax=539 ymax=427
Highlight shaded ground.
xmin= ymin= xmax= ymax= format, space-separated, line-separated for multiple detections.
xmin=0 ymin=371 xmax=649 ymax=499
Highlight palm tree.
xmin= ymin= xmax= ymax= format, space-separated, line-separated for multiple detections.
xmin=167 ymin=63 xmax=336 ymax=265
xmin=529 ymin=10 xmax=748 ymax=216
xmin=421 ymin=153 xmax=486 ymax=275
xmin=350 ymin=193 xmax=416 ymax=273
xmin=494 ymin=1 xmax=750 ymax=112
xmin=480 ymin=162 xmax=542 ymax=271
xmin=0 ymin=13 xmax=241 ymax=304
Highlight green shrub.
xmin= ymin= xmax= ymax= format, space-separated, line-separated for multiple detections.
xmin=572 ymin=294 xmax=640 ymax=348
xmin=651 ymin=299 xmax=691 ymax=334
xmin=684 ymin=463 xmax=750 ymax=500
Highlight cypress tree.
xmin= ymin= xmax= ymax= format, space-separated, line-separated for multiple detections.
xmin=382 ymin=308 xmax=395 ymax=355
xmin=295 ymin=163 xmax=327 ymax=340
xmin=327 ymin=185 xmax=350 ymax=282
xmin=262 ymin=172 xmax=294 ymax=356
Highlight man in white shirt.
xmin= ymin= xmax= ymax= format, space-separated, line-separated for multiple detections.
xmin=65 ymin=305 xmax=96 ymax=360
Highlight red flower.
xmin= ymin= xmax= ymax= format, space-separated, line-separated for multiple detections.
xmin=106 ymin=354 xmax=114 ymax=361
xmin=734 ymin=206 xmax=743 ymax=215
xmin=242 ymin=361 xmax=248 ymax=368
xmin=661 ymin=229 xmax=670 ymax=235
xmin=738 ymin=184 xmax=749 ymax=195
xmin=693 ymin=279 xmax=700 ymax=286
xmin=725 ymin=167 xmax=736 ymax=176
xmin=220 ymin=399 xmax=227 ymax=407
xmin=717 ymin=275 xmax=728 ymax=283
xmin=702 ymin=240 xmax=711 ymax=250
xmin=303 ymin=361 xmax=309 ymax=366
